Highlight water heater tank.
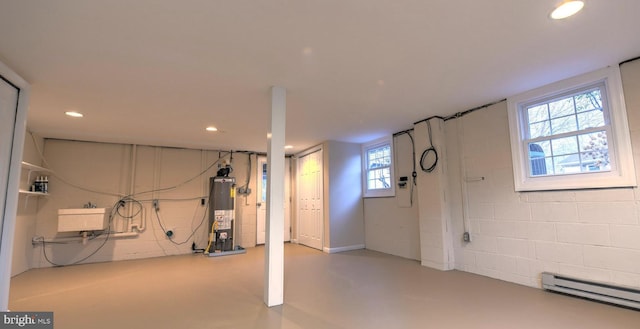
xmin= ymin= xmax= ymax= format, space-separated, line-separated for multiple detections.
xmin=208 ymin=176 xmax=235 ymax=252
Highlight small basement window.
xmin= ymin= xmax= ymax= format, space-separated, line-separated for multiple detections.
xmin=507 ymin=66 xmax=636 ymax=191
xmin=362 ymin=136 xmax=395 ymax=197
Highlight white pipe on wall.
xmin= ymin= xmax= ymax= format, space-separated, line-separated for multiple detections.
xmin=127 ymin=144 xmax=138 ymax=233
xmin=34 ymin=232 xmax=140 ymax=245
xmin=456 ymin=116 xmax=472 ymax=241
xmin=131 ymin=208 xmax=146 ymax=232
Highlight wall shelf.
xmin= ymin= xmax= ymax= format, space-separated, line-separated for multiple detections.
xmin=21 ymin=161 xmax=50 ymax=173
xmin=20 ymin=161 xmax=52 ymax=208
xmin=21 ymin=161 xmax=51 ymax=183
xmin=18 ymin=190 xmax=49 ymax=197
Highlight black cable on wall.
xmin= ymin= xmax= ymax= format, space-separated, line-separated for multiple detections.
xmin=419 ymin=119 xmax=438 ymax=173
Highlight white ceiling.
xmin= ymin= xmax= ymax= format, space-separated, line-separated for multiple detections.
xmin=1 ymin=1 xmax=639 ymax=154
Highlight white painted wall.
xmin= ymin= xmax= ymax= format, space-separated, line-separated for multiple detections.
xmin=363 ymin=133 xmax=420 ymax=260
xmin=364 ymin=60 xmax=640 ymax=289
xmin=293 ymin=141 xmax=365 ymax=252
xmin=414 ymin=119 xmax=455 ymax=270
xmin=447 ymin=60 xmax=640 ymax=288
xmin=237 ymin=153 xmax=259 ymax=248
xmin=323 ymin=140 xmax=365 ymax=252
xmin=12 ymin=133 xmax=43 ymax=276
xmin=27 ymin=139 xmax=264 ymax=268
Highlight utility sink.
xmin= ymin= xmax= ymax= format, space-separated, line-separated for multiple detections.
xmin=58 ymin=208 xmax=109 ymax=232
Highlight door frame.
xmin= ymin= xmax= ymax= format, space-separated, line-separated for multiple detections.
xmin=256 ymin=155 xmax=291 ymax=244
xmin=0 ymin=60 xmax=31 ymax=311
xmin=256 ymin=156 xmax=266 ymax=244
xmin=295 ymin=145 xmax=323 ymax=250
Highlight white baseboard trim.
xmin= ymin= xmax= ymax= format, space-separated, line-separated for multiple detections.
xmin=291 ymin=239 xmax=299 ymax=244
xmin=421 ymin=260 xmax=455 ymax=271
xmin=323 ymin=244 xmax=365 ymax=254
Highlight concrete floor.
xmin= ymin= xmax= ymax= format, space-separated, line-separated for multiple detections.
xmin=9 ymin=244 xmax=640 ymax=328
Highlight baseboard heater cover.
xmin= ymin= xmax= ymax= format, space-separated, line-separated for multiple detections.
xmin=542 ymin=272 xmax=640 ymax=309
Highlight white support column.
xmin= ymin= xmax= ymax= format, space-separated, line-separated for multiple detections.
xmin=414 ymin=118 xmax=455 ymax=271
xmin=264 ymin=86 xmax=286 ymax=307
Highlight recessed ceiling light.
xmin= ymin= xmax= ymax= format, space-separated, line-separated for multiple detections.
xmin=64 ymin=111 xmax=83 ymax=118
xmin=205 ymin=126 xmax=218 ymax=132
xmin=284 ymin=145 xmax=293 ymax=149
xmin=551 ymin=1 xmax=584 ymax=19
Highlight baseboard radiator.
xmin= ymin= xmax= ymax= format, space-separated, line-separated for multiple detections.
xmin=542 ymin=272 xmax=640 ymax=309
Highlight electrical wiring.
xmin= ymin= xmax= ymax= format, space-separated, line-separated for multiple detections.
xmin=116 ymin=196 xmax=143 ymax=219
xmin=239 ymin=153 xmax=254 ymax=206
xmin=203 ymin=173 xmax=219 ymax=253
xmin=41 ymin=234 xmax=108 ymax=267
xmin=39 ymin=198 xmax=126 ymax=266
xmin=420 ymin=119 xmax=438 ymax=173
xmin=30 ymin=138 xmax=235 ymax=262
xmin=189 ymin=198 xmax=208 ymax=248
xmin=412 ymin=99 xmax=506 ymax=126
xmin=620 ymin=55 xmax=640 ymax=66
xmin=132 ymin=152 xmax=231 ymax=197
xmin=402 ymin=99 xmax=508 ymax=176
xmin=32 ymin=131 xmax=231 ymax=200
xmin=153 ymin=202 xmax=209 ymax=246
xmin=408 ymin=132 xmax=417 ymax=206
xmin=204 ymin=221 xmax=218 ymax=254
xmin=30 ymin=132 xmax=122 ymax=197
xmin=393 ymin=129 xmax=418 ymax=206
xmin=108 ymin=153 xmax=228 ymax=246
xmin=153 ymin=183 xmax=212 ymax=246
xmin=241 ymin=153 xmax=253 ymax=191
xmin=137 ymin=197 xmax=206 ymax=202
xmin=404 ymin=131 xmax=417 ymax=186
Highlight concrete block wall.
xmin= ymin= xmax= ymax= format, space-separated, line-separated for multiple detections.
xmin=28 ymin=139 xmax=264 ymax=268
xmin=448 ymin=60 xmax=640 ymax=288
xmin=363 ymin=134 xmax=420 ymax=261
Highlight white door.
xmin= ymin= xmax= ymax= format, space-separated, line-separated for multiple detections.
xmin=0 ymin=78 xmax=19 ymax=245
xmin=256 ymin=156 xmax=290 ymax=244
xmin=297 ymin=148 xmax=323 ymax=250
xmin=0 ymin=64 xmax=29 ymax=311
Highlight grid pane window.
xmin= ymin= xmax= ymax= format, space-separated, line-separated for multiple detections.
xmin=525 ymin=84 xmax=610 ymax=177
xmin=508 ymin=67 xmax=635 ymax=191
xmin=529 ymin=121 xmax=551 ymax=139
xmin=366 ymin=144 xmax=391 ymax=190
xmin=577 ymin=110 xmax=605 ymax=130
xmin=528 ymin=104 xmax=549 ymax=123
xmin=550 ymin=115 xmax=577 ymax=134
xmin=367 ymin=167 xmax=390 ymax=189
xmin=549 ymin=97 xmax=574 ymax=118
xmin=362 ymin=137 xmax=395 ymax=197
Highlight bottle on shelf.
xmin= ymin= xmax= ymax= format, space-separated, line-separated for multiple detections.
xmin=32 ymin=176 xmax=48 ymax=193
xmin=34 ymin=176 xmax=41 ymax=193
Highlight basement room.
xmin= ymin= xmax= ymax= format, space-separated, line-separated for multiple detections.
xmin=1 ymin=1 xmax=640 ymax=328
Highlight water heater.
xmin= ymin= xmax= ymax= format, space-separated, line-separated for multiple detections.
xmin=208 ymin=176 xmax=235 ymax=252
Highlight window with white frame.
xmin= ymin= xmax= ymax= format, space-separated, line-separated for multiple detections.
xmin=362 ymin=136 xmax=395 ymax=197
xmin=507 ymin=66 xmax=636 ymax=191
